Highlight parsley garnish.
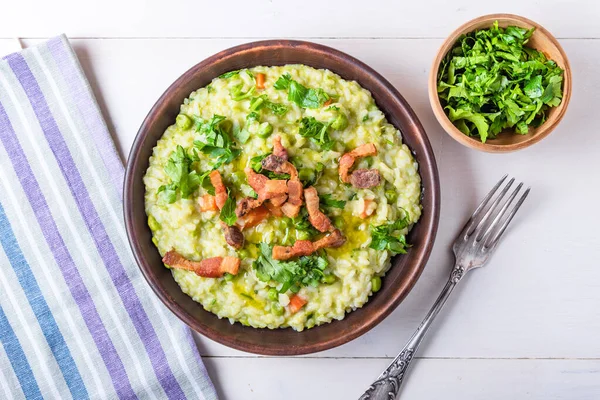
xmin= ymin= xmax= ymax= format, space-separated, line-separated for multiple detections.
xmin=249 ymin=95 xmax=288 ymax=116
xmin=193 ymin=115 xmax=241 ymax=169
xmin=230 ymin=83 xmax=256 ymax=101
xmin=274 ymin=73 xmax=331 ymax=109
xmin=219 ymin=70 xmax=240 ymax=79
xmin=298 ymin=117 xmax=335 ymax=150
xmin=219 ymin=193 xmax=237 ymax=226
xmin=369 ymin=209 xmax=411 ymax=255
xmin=319 ymin=194 xmax=346 ymax=209
xmin=254 ymin=243 xmax=328 ymax=293
xmin=157 ymin=145 xmax=202 ymax=204
xmin=437 ymin=21 xmax=564 ymax=142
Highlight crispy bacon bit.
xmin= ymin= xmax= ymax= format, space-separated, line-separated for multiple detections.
xmin=304 ymin=186 xmax=333 ymax=232
xmin=359 ymin=199 xmax=376 ymax=219
xmin=263 ymin=180 xmax=288 ymax=199
xmin=338 ymin=143 xmax=378 ymax=184
xmin=237 ymin=205 xmax=269 ymax=230
xmin=162 ymin=250 xmax=240 ymax=278
xmin=221 ymin=223 xmax=245 ymax=249
xmin=272 ymin=240 xmax=315 ymax=261
xmin=313 ymin=229 xmax=346 ymax=250
xmin=261 ymin=154 xmax=298 ymax=180
xmin=272 ymin=135 xmax=288 ymax=160
xmin=350 ymin=169 xmax=381 ymax=189
xmin=281 ymin=180 xmax=303 ymax=218
xmin=270 ymin=194 xmax=288 ymax=207
xmin=235 ymin=197 xmax=263 ymax=217
xmin=198 ymin=194 xmax=218 ymax=212
xmin=264 ymin=201 xmax=283 ymax=217
xmin=209 ymin=170 xmax=228 ymax=210
xmin=288 ymin=294 xmax=307 ymax=313
xmin=256 ymin=73 xmax=266 ymax=89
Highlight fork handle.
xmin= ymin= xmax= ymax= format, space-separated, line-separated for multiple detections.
xmin=358 ymin=268 xmax=464 ymax=399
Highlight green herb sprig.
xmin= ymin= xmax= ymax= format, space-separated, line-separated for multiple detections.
xmin=193 ymin=115 xmax=241 ymax=169
xmin=157 ymin=145 xmax=203 ymax=203
xmin=273 ymin=73 xmax=332 ymax=109
xmin=369 ymin=209 xmax=411 ymax=255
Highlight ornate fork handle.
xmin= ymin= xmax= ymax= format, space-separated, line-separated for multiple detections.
xmin=359 ymin=265 xmax=465 ymax=399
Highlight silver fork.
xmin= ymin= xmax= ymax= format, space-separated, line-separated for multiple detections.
xmin=359 ymin=175 xmax=530 ymax=400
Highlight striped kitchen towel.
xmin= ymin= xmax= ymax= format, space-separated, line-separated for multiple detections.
xmin=0 ymin=35 xmax=217 ymax=399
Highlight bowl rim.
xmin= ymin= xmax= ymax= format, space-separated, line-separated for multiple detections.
xmin=428 ymin=13 xmax=572 ymax=153
xmin=124 ymin=39 xmax=440 ymax=355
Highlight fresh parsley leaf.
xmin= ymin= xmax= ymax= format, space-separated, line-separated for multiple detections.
xmin=274 ymin=73 xmax=331 ymax=109
xmin=437 ymin=21 xmax=564 ymax=142
xmin=193 ymin=115 xmax=241 ymax=169
xmin=254 ymin=243 xmax=328 ymax=293
xmin=319 ymin=194 xmax=346 ymax=209
xmin=219 ymin=194 xmax=237 ymax=226
xmin=219 ymin=70 xmax=240 ymax=79
xmin=369 ymin=209 xmax=411 ymax=255
xmin=249 ymin=95 xmax=288 ymax=115
xmin=158 ymin=145 xmax=201 ymax=203
xmin=298 ymin=117 xmax=335 ymax=150
xmin=247 ymin=112 xmax=260 ymax=122
xmin=230 ymin=83 xmax=256 ymax=101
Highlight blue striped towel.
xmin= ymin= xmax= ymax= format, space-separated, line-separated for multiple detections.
xmin=0 ymin=35 xmax=217 ymax=399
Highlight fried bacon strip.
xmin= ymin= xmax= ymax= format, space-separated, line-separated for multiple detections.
xmin=221 ymin=222 xmax=245 ymax=249
xmin=281 ymin=180 xmax=303 ymax=218
xmin=209 ymin=170 xmax=228 ymax=209
xmin=271 ymin=229 xmax=346 ymax=261
xmin=350 ymin=169 xmax=381 ymax=189
xmin=235 ymin=197 xmax=263 ymax=218
xmin=338 ymin=143 xmax=380 ymax=187
xmin=237 ymin=205 xmax=269 ymax=230
xmin=162 ymin=250 xmax=240 ymax=278
xmin=304 ymin=186 xmax=333 ymax=232
xmin=261 ymin=155 xmax=298 ymax=180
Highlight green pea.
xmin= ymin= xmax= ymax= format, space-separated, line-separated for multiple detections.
xmin=238 ymin=249 xmax=250 ymax=259
xmin=322 ymin=274 xmax=336 ymax=284
xmin=315 ymin=162 xmax=325 ymax=172
xmin=296 ymin=230 xmax=310 ymax=241
xmin=371 ymin=276 xmax=382 ymax=293
xmin=385 ymin=190 xmax=398 ymax=203
xmin=147 ymin=215 xmax=161 ymax=231
xmin=298 ymin=168 xmax=315 ymax=182
xmin=271 ymin=303 xmax=284 ymax=316
xmin=268 ymin=288 xmax=279 ymax=301
xmin=223 ymin=273 xmax=234 ymax=281
xmin=257 ymin=122 xmax=273 ymax=138
xmin=331 ymin=113 xmax=348 ymax=130
xmin=175 ymin=114 xmax=192 ymax=130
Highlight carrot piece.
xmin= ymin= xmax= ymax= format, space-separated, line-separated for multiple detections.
xmin=256 ymin=73 xmax=266 ymax=89
xmin=198 ymin=194 xmax=218 ymax=212
xmin=288 ymin=294 xmax=307 ymax=314
xmin=323 ymin=99 xmax=333 ymax=106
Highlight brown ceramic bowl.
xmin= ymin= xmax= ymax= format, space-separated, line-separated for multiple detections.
xmin=429 ymin=14 xmax=572 ymax=153
xmin=124 ymin=40 xmax=440 ymax=355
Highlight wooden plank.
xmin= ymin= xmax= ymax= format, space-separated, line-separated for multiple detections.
xmin=202 ymin=357 xmax=600 ymax=400
xmin=0 ymin=0 xmax=598 ymax=39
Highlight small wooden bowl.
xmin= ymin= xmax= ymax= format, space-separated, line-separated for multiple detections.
xmin=124 ymin=40 xmax=440 ymax=355
xmin=428 ymin=14 xmax=572 ymax=153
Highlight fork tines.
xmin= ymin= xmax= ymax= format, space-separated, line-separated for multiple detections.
xmin=465 ymin=175 xmax=530 ymax=249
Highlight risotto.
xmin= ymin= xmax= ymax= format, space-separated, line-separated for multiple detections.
xmin=144 ymin=65 xmax=422 ymax=331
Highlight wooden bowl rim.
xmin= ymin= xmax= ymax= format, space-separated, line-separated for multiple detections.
xmin=428 ymin=13 xmax=572 ymax=153
xmin=124 ymin=39 xmax=440 ymax=355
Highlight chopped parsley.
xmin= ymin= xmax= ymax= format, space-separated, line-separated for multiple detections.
xmin=157 ymin=145 xmax=202 ymax=203
xmin=369 ymin=209 xmax=411 ymax=255
xmin=219 ymin=70 xmax=240 ymax=79
xmin=249 ymin=95 xmax=288 ymax=116
xmin=274 ymin=73 xmax=331 ymax=109
xmin=250 ymin=153 xmax=291 ymax=180
xmin=193 ymin=115 xmax=240 ymax=169
xmin=437 ymin=21 xmax=564 ymax=142
xmin=298 ymin=116 xmax=334 ymax=150
xmin=219 ymin=194 xmax=237 ymax=226
xmin=319 ymin=194 xmax=346 ymax=209
xmin=253 ymin=243 xmax=328 ymax=293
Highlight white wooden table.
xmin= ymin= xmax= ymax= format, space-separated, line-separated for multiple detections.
xmin=3 ymin=1 xmax=600 ymax=398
